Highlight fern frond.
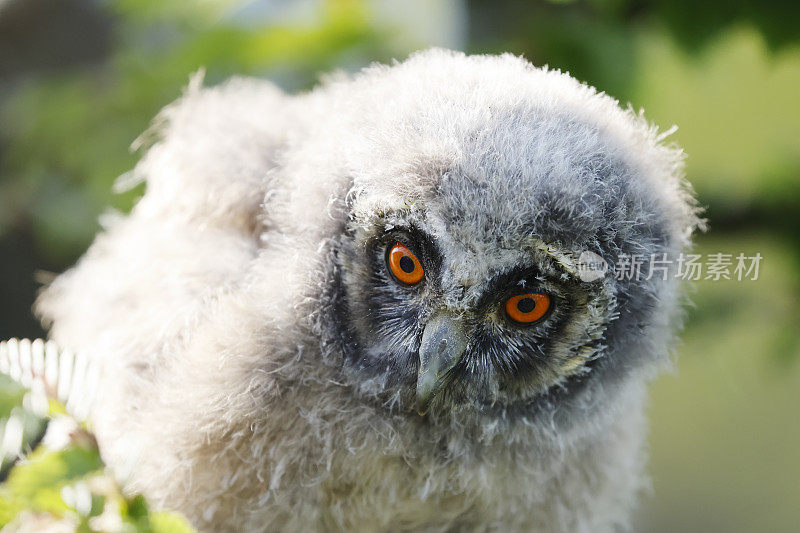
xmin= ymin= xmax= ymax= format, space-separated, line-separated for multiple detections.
xmin=0 ymin=339 xmax=100 ymax=479
xmin=0 ymin=338 xmax=99 ymax=422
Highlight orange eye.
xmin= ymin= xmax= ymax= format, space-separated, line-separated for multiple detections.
xmin=387 ymin=242 xmax=424 ymax=285
xmin=505 ymin=293 xmax=551 ymax=324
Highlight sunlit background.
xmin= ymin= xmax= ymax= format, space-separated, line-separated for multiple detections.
xmin=1 ymin=1 xmax=798 ymax=531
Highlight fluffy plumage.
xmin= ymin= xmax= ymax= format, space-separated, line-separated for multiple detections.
xmin=37 ymin=49 xmax=702 ymax=531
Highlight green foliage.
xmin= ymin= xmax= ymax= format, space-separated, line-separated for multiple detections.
xmin=547 ymin=0 xmax=800 ymax=50
xmin=0 ymin=378 xmax=196 ymax=532
xmin=0 ymin=339 xmax=196 ymax=531
xmin=0 ymin=373 xmax=48 ymax=480
xmin=1 ymin=445 xmax=102 ymax=520
xmin=0 ymin=374 xmax=27 ymax=417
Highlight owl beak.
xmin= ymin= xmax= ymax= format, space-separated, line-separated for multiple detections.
xmin=416 ymin=313 xmax=469 ymax=415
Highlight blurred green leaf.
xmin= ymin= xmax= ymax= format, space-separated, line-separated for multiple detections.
xmin=6 ymin=446 xmax=103 ymax=500
xmin=0 ymin=374 xmax=49 ymax=480
xmin=149 ymin=511 xmax=197 ymax=533
xmin=0 ymin=374 xmax=26 ymax=418
xmin=0 ymin=341 xmax=197 ymax=532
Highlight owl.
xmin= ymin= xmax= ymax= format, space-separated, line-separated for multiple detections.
xmin=36 ymin=49 xmax=702 ymax=531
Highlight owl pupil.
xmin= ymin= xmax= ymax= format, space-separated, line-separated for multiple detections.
xmin=517 ymin=297 xmax=536 ymax=314
xmin=399 ymin=256 xmax=415 ymax=273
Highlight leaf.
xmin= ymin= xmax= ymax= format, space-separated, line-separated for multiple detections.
xmin=149 ymin=511 xmax=197 ymax=533
xmin=0 ymin=339 xmax=198 ymax=532
xmin=7 ymin=446 xmax=104 ymax=498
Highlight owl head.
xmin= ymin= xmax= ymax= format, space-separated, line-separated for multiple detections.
xmin=285 ymin=49 xmax=702 ymax=423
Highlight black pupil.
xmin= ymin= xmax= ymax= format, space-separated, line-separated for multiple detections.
xmin=516 ymin=297 xmax=536 ymax=314
xmin=399 ymin=255 xmax=415 ymax=274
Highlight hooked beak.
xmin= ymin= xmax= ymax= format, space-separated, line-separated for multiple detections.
xmin=416 ymin=313 xmax=468 ymax=415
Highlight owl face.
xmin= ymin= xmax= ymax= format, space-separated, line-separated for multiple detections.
xmin=307 ymin=51 xmax=697 ymax=419
xmin=334 ymin=193 xmax=617 ymax=416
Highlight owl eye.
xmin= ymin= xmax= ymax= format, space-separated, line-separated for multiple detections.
xmin=505 ymin=292 xmax=551 ymax=325
xmin=387 ymin=242 xmax=424 ymax=285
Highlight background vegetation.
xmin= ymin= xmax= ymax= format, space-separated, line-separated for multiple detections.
xmin=1 ymin=0 xmax=798 ymax=531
